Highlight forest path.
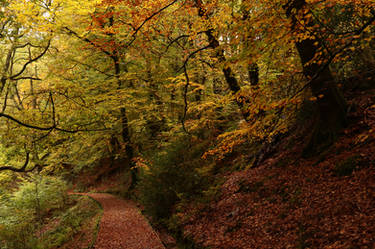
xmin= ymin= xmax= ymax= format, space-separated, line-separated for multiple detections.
xmin=80 ymin=193 xmax=165 ymax=249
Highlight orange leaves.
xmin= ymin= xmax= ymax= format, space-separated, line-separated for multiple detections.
xmin=202 ymin=128 xmax=249 ymax=160
xmin=133 ymin=156 xmax=151 ymax=170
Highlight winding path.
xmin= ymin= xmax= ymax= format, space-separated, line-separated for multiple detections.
xmin=85 ymin=193 xmax=165 ymax=249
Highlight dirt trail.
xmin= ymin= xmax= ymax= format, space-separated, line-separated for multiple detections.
xmin=84 ymin=193 xmax=165 ymax=249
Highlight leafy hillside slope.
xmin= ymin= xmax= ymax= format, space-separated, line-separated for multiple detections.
xmin=179 ymin=90 xmax=375 ymax=249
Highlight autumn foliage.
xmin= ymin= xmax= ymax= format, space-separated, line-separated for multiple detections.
xmin=0 ymin=0 xmax=374 ymax=248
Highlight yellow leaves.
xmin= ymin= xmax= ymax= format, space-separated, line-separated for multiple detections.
xmin=133 ymin=157 xmax=150 ymax=170
xmin=202 ymin=128 xmax=248 ymax=160
xmin=8 ymin=0 xmax=97 ymax=34
xmin=355 ymin=133 xmax=371 ymax=145
xmin=12 ymin=0 xmax=103 ymax=34
xmin=190 ymin=82 xmax=206 ymax=92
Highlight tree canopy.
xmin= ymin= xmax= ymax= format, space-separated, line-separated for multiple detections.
xmin=0 ymin=0 xmax=372 ymax=173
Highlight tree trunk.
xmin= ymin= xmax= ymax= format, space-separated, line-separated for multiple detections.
xmin=285 ymin=0 xmax=347 ymax=155
xmin=113 ymin=56 xmax=133 ymax=159
xmin=194 ymin=0 xmax=252 ymax=121
xmin=248 ymin=63 xmax=259 ymax=86
xmin=111 ymin=50 xmax=137 ymax=189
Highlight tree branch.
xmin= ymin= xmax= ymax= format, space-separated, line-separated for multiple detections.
xmin=181 ymin=64 xmax=191 ymax=135
xmin=0 ymin=151 xmax=37 ymax=173
xmin=64 ymin=27 xmax=112 ymax=57
xmin=178 ymin=45 xmax=211 ymax=72
xmin=10 ymin=40 xmax=51 ymax=80
xmin=0 ymin=111 xmax=109 ymax=133
xmin=12 ymin=76 xmax=42 ymax=81
xmin=165 ymin=34 xmax=189 ymax=52
xmin=291 ymin=13 xmax=375 ymax=99
xmin=0 ymin=112 xmax=54 ymax=131
xmin=126 ymin=0 xmax=179 ymax=48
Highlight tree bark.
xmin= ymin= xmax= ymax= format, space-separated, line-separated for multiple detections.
xmin=248 ymin=63 xmax=259 ymax=86
xmin=285 ymin=0 xmax=347 ymax=155
xmin=112 ymin=55 xmax=133 ymax=159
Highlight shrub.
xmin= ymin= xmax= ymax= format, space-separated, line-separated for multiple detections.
xmin=39 ymin=196 xmax=101 ymax=249
xmin=11 ymin=176 xmax=69 ymax=217
xmin=0 ymin=207 xmax=38 ymax=249
xmin=137 ymin=136 xmax=208 ymax=224
xmin=0 ymin=175 xmax=69 ymax=249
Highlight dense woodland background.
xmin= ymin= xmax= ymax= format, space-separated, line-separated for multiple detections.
xmin=0 ymin=0 xmax=375 ymax=248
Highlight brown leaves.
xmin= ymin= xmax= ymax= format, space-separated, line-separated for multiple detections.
xmin=182 ymin=113 xmax=375 ymax=249
xmin=84 ymin=193 xmax=165 ymax=249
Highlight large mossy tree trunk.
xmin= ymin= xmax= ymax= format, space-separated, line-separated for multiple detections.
xmin=285 ymin=0 xmax=347 ymax=155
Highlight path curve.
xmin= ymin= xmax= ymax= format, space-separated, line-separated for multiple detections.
xmin=83 ymin=193 xmax=165 ymax=249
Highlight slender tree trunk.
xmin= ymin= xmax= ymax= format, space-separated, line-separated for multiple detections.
xmin=145 ymin=57 xmax=165 ymax=139
xmin=285 ymin=0 xmax=347 ymax=154
xmin=248 ymin=63 xmax=259 ymax=86
xmin=112 ymin=55 xmax=138 ymax=189
xmin=29 ymin=49 xmax=38 ymax=109
xmin=106 ymin=12 xmax=133 ymax=159
xmin=113 ymin=56 xmax=133 ymax=159
xmin=195 ymin=74 xmax=205 ymax=102
xmin=193 ymin=0 xmax=253 ymax=121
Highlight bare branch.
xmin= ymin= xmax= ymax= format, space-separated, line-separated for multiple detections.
xmin=165 ymin=34 xmax=189 ymax=52
xmin=0 ymin=112 xmax=54 ymax=131
xmin=2 ymin=84 xmax=9 ymax=113
xmin=64 ymin=27 xmax=112 ymax=57
xmin=0 ymin=151 xmax=37 ymax=173
xmin=49 ymin=92 xmax=56 ymax=125
xmin=0 ymin=111 xmax=110 ymax=133
xmin=165 ymin=31 xmax=208 ymax=52
xmin=12 ymin=76 xmax=42 ymax=81
xmin=126 ymin=0 xmax=179 ymax=48
xmin=68 ymin=58 xmax=114 ymax=77
xmin=10 ymin=40 xmax=51 ymax=80
xmin=15 ymin=42 xmax=46 ymax=49
xmin=178 ymin=45 xmax=211 ymax=72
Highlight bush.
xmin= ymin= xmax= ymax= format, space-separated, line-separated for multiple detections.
xmin=0 ymin=175 xmax=69 ymax=249
xmin=39 ymin=196 xmax=101 ymax=249
xmin=12 ymin=176 xmax=69 ymax=217
xmin=137 ymin=136 xmax=208 ymax=224
xmin=0 ymin=208 xmax=38 ymax=249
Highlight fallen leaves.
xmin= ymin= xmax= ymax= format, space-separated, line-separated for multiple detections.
xmin=84 ymin=193 xmax=165 ymax=249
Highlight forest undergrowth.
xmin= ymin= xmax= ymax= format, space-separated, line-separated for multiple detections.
xmin=180 ymin=90 xmax=375 ymax=249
